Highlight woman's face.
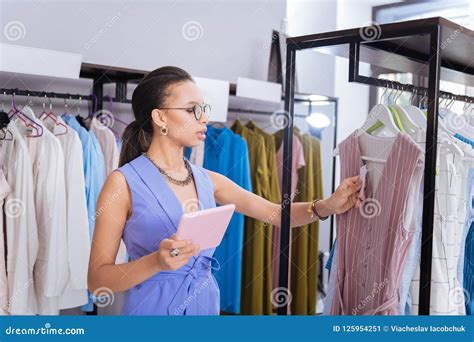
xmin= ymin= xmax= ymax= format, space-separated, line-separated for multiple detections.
xmin=154 ymin=80 xmax=209 ymax=148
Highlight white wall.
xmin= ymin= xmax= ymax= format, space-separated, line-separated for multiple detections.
xmin=0 ymin=0 xmax=286 ymax=83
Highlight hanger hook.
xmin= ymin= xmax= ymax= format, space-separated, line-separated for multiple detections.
xmin=379 ymin=84 xmax=388 ymax=104
xmin=449 ymin=94 xmax=456 ymax=109
xmin=395 ymin=83 xmax=403 ymax=104
xmin=391 ymin=81 xmax=398 ymax=104
xmin=43 ymin=94 xmax=46 ymax=111
xmin=386 ymin=81 xmax=393 ymax=104
xmin=2 ymin=91 xmax=5 ymax=112
xmin=77 ymin=96 xmax=82 ymax=116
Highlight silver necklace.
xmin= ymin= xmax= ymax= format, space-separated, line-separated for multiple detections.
xmin=144 ymin=152 xmax=193 ymax=186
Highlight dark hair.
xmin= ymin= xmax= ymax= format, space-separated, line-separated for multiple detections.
xmin=119 ymin=66 xmax=194 ymax=166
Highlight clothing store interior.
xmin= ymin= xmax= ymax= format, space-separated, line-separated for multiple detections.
xmin=1 ymin=0 xmax=474 ymax=317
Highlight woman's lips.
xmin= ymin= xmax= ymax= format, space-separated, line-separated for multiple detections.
xmin=197 ymin=132 xmax=206 ymax=141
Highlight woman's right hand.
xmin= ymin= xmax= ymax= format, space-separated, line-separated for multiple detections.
xmin=156 ymin=235 xmax=200 ymax=271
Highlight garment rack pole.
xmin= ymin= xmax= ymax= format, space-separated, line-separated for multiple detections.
xmin=277 ymin=44 xmax=297 ymax=315
xmin=0 ymin=87 xmax=131 ymax=104
xmin=282 ymin=18 xmax=472 ymax=316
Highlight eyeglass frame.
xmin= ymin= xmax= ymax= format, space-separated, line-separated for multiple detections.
xmin=157 ymin=103 xmax=211 ymax=121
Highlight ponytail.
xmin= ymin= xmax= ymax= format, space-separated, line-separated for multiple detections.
xmin=118 ymin=120 xmax=152 ymax=166
xmin=119 ymin=66 xmax=194 ymax=166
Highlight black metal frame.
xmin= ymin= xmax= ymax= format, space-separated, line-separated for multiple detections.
xmin=280 ymin=18 xmax=473 ymax=315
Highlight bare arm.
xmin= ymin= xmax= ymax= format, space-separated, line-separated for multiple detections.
xmin=208 ymin=170 xmax=362 ymax=228
xmin=87 ymin=171 xmax=199 ymax=294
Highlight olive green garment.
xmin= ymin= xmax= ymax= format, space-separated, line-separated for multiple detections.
xmin=244 ymin=120 xmax=281 ymax=204
xmin=245 ymin=121 xmax=282 ymax=311
xmin=231 ymin=119 xmax=273 ymax=315
xmin=307 ymin=135 xmax=323 ymax=315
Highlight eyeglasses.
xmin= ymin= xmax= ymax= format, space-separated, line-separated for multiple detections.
xmin=158 ymin=103 xmax=211 ymax=121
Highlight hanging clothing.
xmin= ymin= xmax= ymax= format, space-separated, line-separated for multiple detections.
xmin=117 ymin=155 xmax=220 ymax=315
xmin=410 ymin=147 xmax=469 ymax=315
xmin=90 ymin=117 xmax=119 ymax=177
xmin=0 ymin=146 xmax=10 ymax=315
xmin=62 ymin=114 xmax=106 ymax=311
xmin=463 ymin=168 xmax=474 ymax=314
xmin=323 ymin=242 xmax=337 ymax=315
xmin=40 ymin=116 xmax=91 ymax=310
xmin=245 ymin=121 xmax=281 ymax=204
xmin=1 ymin=122 xmax=39 ymax=315
xmin=231 ymin=119 xmax=273 ymax=315
xmin=290 ymin=132 xmax=322 ymax=315
xmin=245 ymin=122 xmax=284 ymax=307
xmin=398 ymin=180 xmax=424 ymax=315
xmin=16 ymin=115 xmax=69 ymax=315
xmin=332 ymin=131 xmax=422 ymax=315
xmin=203 ymin=125 xmax=251 ymax=314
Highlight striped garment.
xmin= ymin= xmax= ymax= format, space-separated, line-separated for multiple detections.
xmin=331 ymin=131 xmax=423 ymax=315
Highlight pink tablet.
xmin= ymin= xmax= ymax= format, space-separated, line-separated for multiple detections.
xmin=175 ymin=204 xmax=236 ymax=251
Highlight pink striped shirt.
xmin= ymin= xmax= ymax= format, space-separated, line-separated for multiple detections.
xmin=331 ymin=131 xmax=422 ymax=315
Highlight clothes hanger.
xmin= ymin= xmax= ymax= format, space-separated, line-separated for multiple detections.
xmin=105 ymin=95 xmax=128 ymax=131
xmin=38 ymin=95 xmax=68 ymax=136
xmin=404 ymin=88 xmax=428 ymax=129
xmin=385 ymin=82 xmax=406 ymax=132
xmin=8 ymin=92 xmax=43 ymax=137
xmin=441 ymin=94 xmax=474 ymax=140
xmin=71 ymin=96 xmax=89 ymax=130
xmin=361 ymin=84 xmax=400 ymax=136
xmin=389 ymin=82 xmax=418 ymax=135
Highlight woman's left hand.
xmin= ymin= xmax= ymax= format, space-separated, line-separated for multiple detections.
xmin=316 ymin=176 xmax=362 ymax=217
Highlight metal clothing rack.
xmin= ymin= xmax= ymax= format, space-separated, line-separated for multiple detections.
xmin=280 ymin=17 xmax=474 ymax=315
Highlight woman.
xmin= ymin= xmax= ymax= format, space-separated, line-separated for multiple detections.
xmin=88 ymin=66 xmax=362 ymax=315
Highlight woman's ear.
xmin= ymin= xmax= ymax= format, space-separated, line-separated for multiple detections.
xmin=151 ymin=109 xmax=166 ymax=127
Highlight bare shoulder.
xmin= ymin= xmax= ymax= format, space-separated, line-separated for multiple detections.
xmin=99 ymin=170 xmax=132 ymax=212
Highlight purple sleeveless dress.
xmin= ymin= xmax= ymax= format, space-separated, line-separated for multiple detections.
xmin=117 ymin=154 xmax=221 ymax=315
